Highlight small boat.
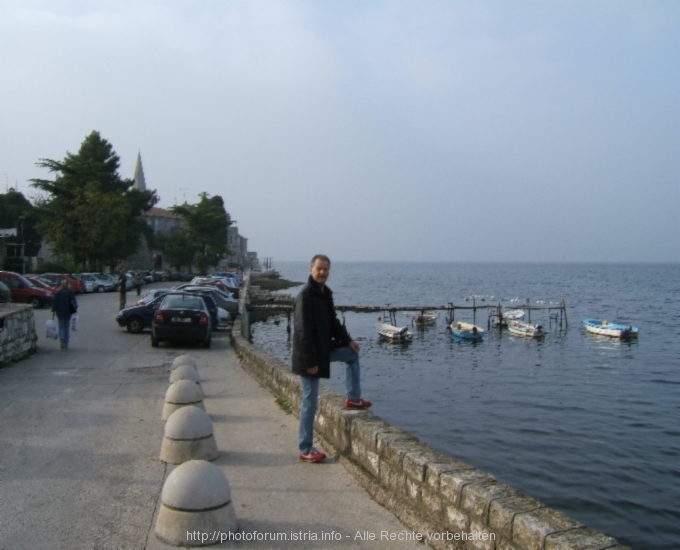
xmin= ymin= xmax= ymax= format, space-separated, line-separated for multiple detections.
xmin=507 ymin=320 xmax=546 ymax=338
xmin=449 ymin=321 xmax=485 ymax=340
xmin=375 ymin=322 xmax=413 ymax=342
xmin=412 ymin=311 xmax=439 ymax=325
xmin=582 ymin=318 xmax=639 ymax=339
xmin=490 ymin=308 xmax=525 ymax=327
xmin=504 ymin=309 xmax=525 ymax=321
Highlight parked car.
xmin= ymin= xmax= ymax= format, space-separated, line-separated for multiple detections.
xmin=138 ymin=271 xmax=154 ymax=285
xmin=81 ymin=273 xmax=115 ymax=293
xmin=0 ymin=271 xmax=53 ymax=308
xmin=151 ymin=293 xmax=212 ymax=348
xmin=42 ymin=273 xmax=84 ymax=294
xmin=212 ymin=271 xmax=242 ymax=287
xmin=118 ymin=291 xmax=219 ymax=333
xmin=0 ymin=281 xmax=10 ymax=303
xmin=174 ymin=284 xmax=238 ymax=316
xmin=136 ymin=288 xmax=174 ymax=306
xmin=26 ymin=276 xmax=59 ymax=294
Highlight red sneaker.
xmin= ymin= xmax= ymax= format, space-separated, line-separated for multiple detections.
xmin=345 ymin=398 xmax=372 ymax=410
xmin=299 ymin=448 xmax=326 ymax=463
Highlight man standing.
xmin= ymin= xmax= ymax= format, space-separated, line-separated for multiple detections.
xmin=292 ymin=254 xmax=371 ymax=463
xmin=118 ymin=270 xmax=127 ymax=310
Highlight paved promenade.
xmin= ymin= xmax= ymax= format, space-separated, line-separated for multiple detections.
xmin=0 ymin=287 xmax=416 ymax=549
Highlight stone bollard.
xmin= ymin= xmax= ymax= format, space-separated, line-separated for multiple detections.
xmin=169 ymin=364 xmax=201 ymax=386
xmin=162 ymin=380 xmax=205 ymax=421
xmin=172 ymin=354 xmax=197 ymax=370
xmin=155 ymin=460 xmax=238 ymax=546
xmin=160 ymin=406 xmax=218 ymax=464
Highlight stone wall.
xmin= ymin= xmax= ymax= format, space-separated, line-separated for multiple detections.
xmin=234 ymin=277 xmax=628 ymax=550
xmin=0 ymin=304 xmax=38 ymax=363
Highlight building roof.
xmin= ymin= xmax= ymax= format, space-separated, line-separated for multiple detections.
xmin=144 ymin=206 xmax=182 ymax=219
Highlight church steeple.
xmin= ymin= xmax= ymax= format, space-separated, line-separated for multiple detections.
xmin=133 ymin=152 xmax=147 ymax=191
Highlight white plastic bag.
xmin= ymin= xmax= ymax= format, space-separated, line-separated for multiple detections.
xmin=71 ymin=314 xmax=79 ymax=332
xmin=46 ymin=319 xmax=59 ymax=340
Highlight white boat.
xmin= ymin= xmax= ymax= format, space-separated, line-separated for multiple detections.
xmin=375 ymin=322 xmax=413 ymax=342
xmin=582 ymin=318 xmax=639 ymax=339
xmin=504 ymin=309 xmax=525 ymax=321
xmin=507 ymin=320 xmax=546 ymax=338
xmin=412 ymin=311 xmax=439 ymax=325
xmin=489 ymin=308 xmax=525 ymax=327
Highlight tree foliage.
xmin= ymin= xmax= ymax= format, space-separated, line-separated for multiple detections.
xmin=30 ymin=131 xmax=158 ymax=270
xmin=171 ymin=193 xmax=230 ymax=275
xmin=154 ymin=228 xmax=198 ymax=271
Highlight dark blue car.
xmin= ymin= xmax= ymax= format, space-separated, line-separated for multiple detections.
xmin=116 ymin=292 xmax=218 ymax=333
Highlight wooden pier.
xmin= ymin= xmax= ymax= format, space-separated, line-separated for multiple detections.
xmin=247 ymin=297 xmax=568 ymax=331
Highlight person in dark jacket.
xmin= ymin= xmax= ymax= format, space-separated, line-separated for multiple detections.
xmin=118 ymin=271 xmax=127 ymax=310
xmin=51 ymin=279 xmax=77 ymax=349
xmin=292 ymin=254 xmax=371 ymax=463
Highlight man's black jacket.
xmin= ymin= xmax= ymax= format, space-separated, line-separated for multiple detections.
xmin=292 ymin=275 xmax=351 ymax=378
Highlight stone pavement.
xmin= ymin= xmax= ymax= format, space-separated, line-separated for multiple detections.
xmin=0 ymin=289 xmax=418 ymax=549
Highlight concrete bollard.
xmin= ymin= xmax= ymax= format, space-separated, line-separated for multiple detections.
xmin=169 ymin=364 xmax=201 ymax=386
xmin=160 ymin=406 xmax=218 ymax=464
xmin=162 ymin=380 xmax=205 ymax=421
xmin=155 ymin=460 xmax=238 ymax=546
xmin=172 ymin=354 xmax=197 ymax=370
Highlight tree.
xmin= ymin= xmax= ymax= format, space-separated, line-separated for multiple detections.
xmin=30 ymin=131 xmax=158 ymax=271
xmin=171 ymin=193 xmax=230 ymax=275
xmin=154 ymin=228 xmax=198 ymax=272
xmin=0 ymin=190 xmax=42 ymax=271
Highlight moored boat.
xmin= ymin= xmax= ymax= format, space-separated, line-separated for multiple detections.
xmin=507 ymin=320 xmax=546 ymax=338
xmin=412 ymin=311 xmax=439 ymax=325
xmin=375 ymin=322 xmax=413 ymax=342
xmin=582 ymin=318 xmax=639 ymax=339
xmin=449 ymin=321 xmax=485 ymax=340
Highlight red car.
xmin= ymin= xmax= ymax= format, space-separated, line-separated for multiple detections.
xmin=42 ymin=273 xmax=84 ymax=294
xmin=27 ymin=276 xmax=59 ymax=294
xmin=0 ymin=271 xmax=54 ymax=308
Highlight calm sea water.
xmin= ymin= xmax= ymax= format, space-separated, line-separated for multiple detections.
xmin=251 ymin=262 xmax=679 ymax=550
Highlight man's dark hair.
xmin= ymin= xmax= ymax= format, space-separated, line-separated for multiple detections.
xmin=310 ymin=254 xmax=331 ymax=268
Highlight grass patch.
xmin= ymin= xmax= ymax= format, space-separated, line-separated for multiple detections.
xmin=275 ymin=397 xmax=293 ymax=415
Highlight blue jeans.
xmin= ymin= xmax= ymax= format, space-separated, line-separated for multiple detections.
xmin=298 ymin=347 xmax=362 ymax=453
xmin=57 ymin=315 xmax=71 ymax=348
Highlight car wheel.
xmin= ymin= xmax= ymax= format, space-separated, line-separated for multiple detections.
xmin=127 ymin=316 xmax=144 ymax=334
xmin=151 ymin=337 xmax=159 ymax=347
xmin=97 ymin=285 xmax=104 ymax=293
xmin=29 ymin=297 xmax=42 ymax=308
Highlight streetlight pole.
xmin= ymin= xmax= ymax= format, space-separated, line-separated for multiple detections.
xmin=18 ymin=215 xmax=25 ymax=274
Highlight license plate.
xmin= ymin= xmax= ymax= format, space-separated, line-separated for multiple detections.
xmin=172 ymin=317 xmax=192 ymax=323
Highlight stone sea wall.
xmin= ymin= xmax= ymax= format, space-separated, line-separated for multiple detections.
xmin=0 ymin=304 xmax=38 ymax=363
xmin=233 ymin=277 xmax=628 ymax=550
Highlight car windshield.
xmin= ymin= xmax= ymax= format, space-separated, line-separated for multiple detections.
xmin=161 ymin=295 xmax=204 ymax=310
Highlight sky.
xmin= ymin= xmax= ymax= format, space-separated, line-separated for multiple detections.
xmin=1 ymin=0 xmax=678 ymax=263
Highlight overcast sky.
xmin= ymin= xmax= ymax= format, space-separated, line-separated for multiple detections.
xmin=1 ymin=1 xmax=677 ymax=263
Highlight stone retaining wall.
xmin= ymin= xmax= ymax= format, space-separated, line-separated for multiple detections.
xmin=231 ymin=324 xmax=627 ymax=550
xmin=0 ymin=304 xmax=38 ymax=363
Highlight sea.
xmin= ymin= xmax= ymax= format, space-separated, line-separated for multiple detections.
xmin=250 ymin=262 xmax=679 ymax=550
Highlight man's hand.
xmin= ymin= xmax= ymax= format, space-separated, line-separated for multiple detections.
xmin=307 ymin=366 xmax=319 ymax=375
xmin=349 ymin=341 xmax=360 ymax=354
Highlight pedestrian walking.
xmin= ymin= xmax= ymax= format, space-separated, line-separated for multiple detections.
xmin=118 ymin=270 xmax=127 ymax=310
xmin=292 ymin=254 xmax=372 ymax=463
xmin=133 ymin=271 xmax=143 ymax=296
xmin=51 ymin=280 xmax=77 ymax=350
